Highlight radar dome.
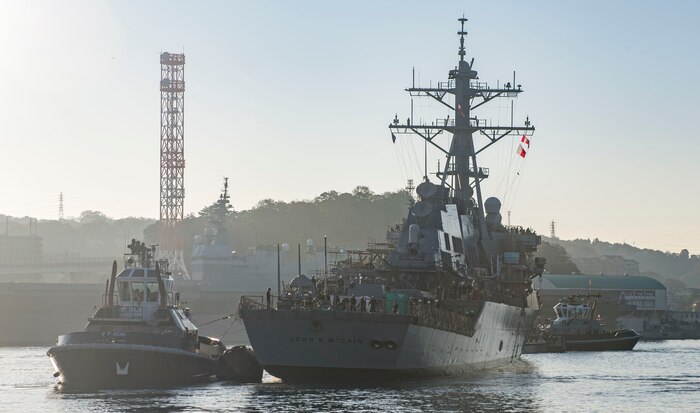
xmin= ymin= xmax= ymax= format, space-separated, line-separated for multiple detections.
xmin=416 ymin=181 xmax=437 ymax=198
xmin=485 ymin=212 xmax=502 ymax=226
xmin=484 ymin=197 xmax=502 ymax=214
xmin=411 ymin=201 xmax=432 ymax=217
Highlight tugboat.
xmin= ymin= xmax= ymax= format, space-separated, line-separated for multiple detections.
xmin=545 ymin=294 xmax=641 ymax=351
xmin=239 ymin=17 xmax=546 ymax=382
xmin=47 ymin=240 xmax=226 ymax=388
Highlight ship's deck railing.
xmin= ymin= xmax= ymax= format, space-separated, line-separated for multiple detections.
xmin=92 ymin=304 xmax=144 ymax=320
xmin=480 ymin=290 xmax=528 ymax=308
xmin=408 ymin=302 xmax=478 ymax=337
xmin=239 ymin=295 xmax=278 ymax=311
xmin=94 ymin=291 xmax=183 ymax=321
xmin=101 ymin=291 xmax=178 ymax=308
xmin=240 ymin=294 xmax=480 ymax=337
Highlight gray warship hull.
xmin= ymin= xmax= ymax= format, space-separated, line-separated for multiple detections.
xmin=242 ymin=300 xmax=538 ymax=381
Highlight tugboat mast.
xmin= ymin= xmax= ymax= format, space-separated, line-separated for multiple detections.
xmin=389 ymin=17 xmax=535 ymax=231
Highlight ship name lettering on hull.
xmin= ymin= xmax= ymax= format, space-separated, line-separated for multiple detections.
xmin=288 ymin=336 xmax=363 ymax=345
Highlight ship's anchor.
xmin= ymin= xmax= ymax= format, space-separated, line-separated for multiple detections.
xmin=310 ymin=319 xmax=324 ymax=332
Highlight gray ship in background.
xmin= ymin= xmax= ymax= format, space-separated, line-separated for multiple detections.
xmin=189 ymin=178 xmax=345 ymax=292
xmin=0 ymin=179 xmax=346 ymax=347
xmin=240 ymin=18 xmax=546 ymax=381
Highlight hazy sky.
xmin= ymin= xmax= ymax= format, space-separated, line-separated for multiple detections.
xmin=1 ymin=1 xmax=699 ymax=253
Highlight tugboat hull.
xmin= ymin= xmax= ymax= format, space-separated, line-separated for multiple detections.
xmin=47 ymin=344 xmax=218 ymax=388
xmin=562 ymin=330 xmax=641 ymax=352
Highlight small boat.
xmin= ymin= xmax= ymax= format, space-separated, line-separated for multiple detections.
xmin=47 ymin=240 xmax=225 ymax=388
xmin=545 ymin=294 xmax=640 ymax=352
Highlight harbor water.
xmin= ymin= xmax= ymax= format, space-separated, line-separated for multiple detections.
xmin=1 ymin=340 xmax=698 ymax=412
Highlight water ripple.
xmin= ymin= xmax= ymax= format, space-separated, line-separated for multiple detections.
xmin=0 ymin=341 xmax=698 ymax=412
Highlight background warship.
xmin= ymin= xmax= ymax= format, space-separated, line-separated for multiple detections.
xmin=240 ymin=18 xmax=546 ymax=381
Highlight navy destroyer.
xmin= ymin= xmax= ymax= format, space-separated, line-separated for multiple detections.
xmin=240 ymin=18 xmax=546 ymax=381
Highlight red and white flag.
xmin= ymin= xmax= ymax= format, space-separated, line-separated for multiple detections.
xmin=521 ymin=135 xmax=530 ymax=148
xmin=516 ymin=144 xmax=527 ymax=158
xmin=457 ymin=103 xmax=465 ymax=118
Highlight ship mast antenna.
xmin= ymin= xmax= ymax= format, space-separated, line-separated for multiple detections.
xmin=458 ymin=16 xmax=468 ymax=62
xmin=388 ymin=17 xmax=535 ymax=235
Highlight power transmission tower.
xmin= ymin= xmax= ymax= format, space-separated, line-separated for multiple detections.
xmin=58 ymin=192 xmax=64 ymax=220
xmin=549 ymin=220 xmax=557 ymax=239
xmin=159 ymin=52 xmax=189 ymax=278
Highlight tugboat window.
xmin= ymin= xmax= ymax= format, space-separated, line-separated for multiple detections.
xmin=131 ymin=282 xmax=145 ymax=303
xmin=118 ymin=281 xmax=131 ymax=301
xmin=146 ymin=282 xmax=159 ymax=302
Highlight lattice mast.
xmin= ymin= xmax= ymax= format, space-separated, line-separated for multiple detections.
xmin=390 ymin=17 xmax=534 ymax=233
xmin=58 ymin=192 xmax=64 ymax=220
xmin=159 ymin=52 xmax=188 ymax=278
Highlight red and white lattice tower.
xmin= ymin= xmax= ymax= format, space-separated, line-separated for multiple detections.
xmin=159 ymin=52 xmax=189 ymax=278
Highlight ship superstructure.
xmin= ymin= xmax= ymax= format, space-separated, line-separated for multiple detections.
xmin=239 ymin=17 xmax=547 ymax=381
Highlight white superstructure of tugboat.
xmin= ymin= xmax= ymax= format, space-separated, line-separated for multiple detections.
xmin=546 ymin=294 xmax=641 ymax=351
xmin=47 ymin=240 xmax=225 ymax=388
xmin=240 ymin=18 xmax=546 ymax=382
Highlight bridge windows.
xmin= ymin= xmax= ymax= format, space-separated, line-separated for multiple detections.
xmin=131 ymin=282 xmax=145 ymax=303
xmin=118 ymin=281 xmax=131 ymax=301
xmin=146 ymin=282 xmax=159 ymax=302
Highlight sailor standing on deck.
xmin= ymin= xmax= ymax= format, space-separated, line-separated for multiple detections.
xmin=369 ymin=296 xmax=377 ymax=313
xmin=266 ymin=288 xmax=272 ymax=310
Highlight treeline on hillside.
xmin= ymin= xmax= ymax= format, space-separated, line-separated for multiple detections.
xmin=537 ymin=241 xmax=580 ymax=275
xmin=143 ymin=186 xmax=412 ymax=267
xmin=551 ymin=238 xmax=700 ymax=289
xmin=0 ymin=211 xmax=155 ymax=258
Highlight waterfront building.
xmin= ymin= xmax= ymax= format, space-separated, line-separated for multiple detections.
xmin=537 ymin=273 xmax=666 ymax=334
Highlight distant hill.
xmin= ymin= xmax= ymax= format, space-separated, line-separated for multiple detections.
xmin=143 ymin=186 xmax=412 ymax=267
xmin=0 ymin=211 xmax=155 ymax=259
xmin=4 ymin=190 xmax=700 ymax=291
xmin=548 ymin=237 xmax=700 ymax=289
